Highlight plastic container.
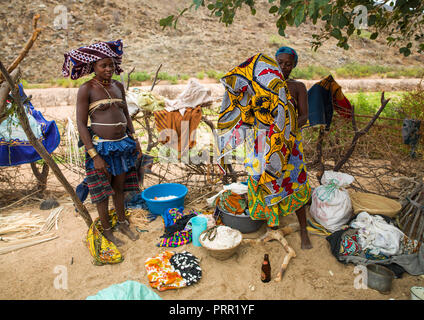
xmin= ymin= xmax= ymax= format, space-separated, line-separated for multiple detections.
xmin=216 ymin=206 xmax=264 ymax=234
xmin=410 ymin=286 xmax=424 ymax=300
xmin=141 ymin=183 xmax=188 ymax=216
xmin=366 ymin=264 xmax=395 ymax=294
xmin=190 ymin=216 xmax=208 ymax=247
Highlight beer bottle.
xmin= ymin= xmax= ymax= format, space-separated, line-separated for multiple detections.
xmin=261 ymin=254 xmax=271 ymax=283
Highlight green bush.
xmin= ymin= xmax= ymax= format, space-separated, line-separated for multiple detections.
xmin=130 ymin=71 xmax=151 ymax=82
xmin=196 ymin=71 xmax=205 ymax=80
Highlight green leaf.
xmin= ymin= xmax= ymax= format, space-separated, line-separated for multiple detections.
xmin=370 ymin=32 xmax=378 ymax=40
xmin=330 ymin=28 xmax=342 ymax=40
xmin=193 ymin=0 xmax=203 ymax=9
xmin=369 ymin=14 xmax=377 ymax=26
xmin=294 ymin=3 xmax=306 ymax=27
xmin=159 ymin=15 xmax=174 ymax=28
xmin=207 ymin=4 xmax=215 ymax=10
xmin=269 ymin=5 xmax=279 ymax=14
xmin=278 ymin=26 xmax=286 ymax=37
xmin=400 ymin=47 xmax=411 ymax=56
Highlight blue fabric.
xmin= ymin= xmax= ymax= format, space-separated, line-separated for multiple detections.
xmin=0 ymin=84 xmax=61 ymax=166
xmin=76 ymin=178 xmax=89 ymax=203
xmin=86 ymin=280 xmax=162 ymax=300
xmin=307 ymin=83 xmax=333 ymax=130
xmin=86 ymin=137 xmax=137 ymax=176
xmin=125 ymin=192 xmax=148 ymax=209
xmin=275 ymin=46 xmax=298 ymax=67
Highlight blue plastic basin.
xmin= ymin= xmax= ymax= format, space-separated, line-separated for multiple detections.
xmin=141 ymin=183 xmax=188 ymax=216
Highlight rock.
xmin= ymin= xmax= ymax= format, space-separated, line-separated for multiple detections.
xmin=40 ymin=198 xmax=60 ymax=210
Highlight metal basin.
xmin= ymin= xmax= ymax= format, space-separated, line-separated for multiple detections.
xmin=366 ymin=264 xmax=394 ymax=294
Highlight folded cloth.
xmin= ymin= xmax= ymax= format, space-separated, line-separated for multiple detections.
xmin=157 ymin=231 xmax=192 ymax=248
xmin=145 ymin=251 xmax=187 ymax=291
xmin=170 ymin=251 xmax=202 ymax=286
xmin=163 ymin=213 xmax=197 ymax=238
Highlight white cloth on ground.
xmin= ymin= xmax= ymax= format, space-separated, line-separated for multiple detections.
xmin=350 ymin=211 xmax=405 ymax=257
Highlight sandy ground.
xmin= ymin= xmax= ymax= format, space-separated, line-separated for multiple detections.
xmin=0 ymin=193 xmax=423 ymax=300
xmin=1 ymin=85 xmax=423 ymax=301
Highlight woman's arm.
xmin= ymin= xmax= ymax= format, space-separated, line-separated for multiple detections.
xmin=76 ymin=83 xmax=94 ymax=150
xmin=76 ymin=82 xmax=110 ymax=175
xmin=296 ymin=81 xmax=309 ymax=128
xmin=116 ymin=81 xmax=142 ymax=159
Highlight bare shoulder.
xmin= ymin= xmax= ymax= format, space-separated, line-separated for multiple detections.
xmin=289 ymin=79 xmax=306 ymax=89
xmin=77 ymin=79 xmax=94 ymax=95
xmin=113 ymin=79 xmax=125 ymax=91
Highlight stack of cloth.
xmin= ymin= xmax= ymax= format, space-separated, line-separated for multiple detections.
xmin=326 ymin=211 xmax=424 ymax=277
xmin=157 ymin=207 xmax=199 ymax=247
xmin=145 ymin=251 xmax=202 ymax=291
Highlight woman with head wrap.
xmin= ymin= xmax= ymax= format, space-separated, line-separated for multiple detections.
xmin=63 ymin=40 xmax=141 ymax=247
xmin=274 ymin=46 xmax=311 ymax=248
xmin=217 ymin=48 xmax=312 ymax=250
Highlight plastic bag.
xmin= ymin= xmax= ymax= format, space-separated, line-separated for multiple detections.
xmin=86 ymin=280 xmax=162 ymax=300
xmin=310 ymin=171 xmax=354 ymax=232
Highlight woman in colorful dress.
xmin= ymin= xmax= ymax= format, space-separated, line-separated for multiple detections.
xmin=217 ymin=48 xmax=312 ymax=249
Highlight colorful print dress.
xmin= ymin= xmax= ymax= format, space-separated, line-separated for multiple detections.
xmin=217 ymin=53 xmax=311 ymax=227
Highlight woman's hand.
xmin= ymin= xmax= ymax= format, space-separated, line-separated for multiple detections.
xmin=135 ymin=140 xmax=143 ymax=160
xmin=93 ymin=155 xmax=110 ymax=179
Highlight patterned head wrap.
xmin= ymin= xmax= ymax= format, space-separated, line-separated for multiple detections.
xmin=275 ymin=46 xmax=298 ymax=68
xmin=62 ymin=40 xmax=124 ymax=80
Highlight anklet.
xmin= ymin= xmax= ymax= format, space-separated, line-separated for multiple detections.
xmin=103 ymin=226 xmax=113 ymax=231
xmin=118 ymin=219 xmax=129 ymax=225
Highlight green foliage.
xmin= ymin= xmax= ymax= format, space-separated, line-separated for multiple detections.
xmin=161 ymin=0 xmax=424 ymax=56
xmin=397 ymin=86 xmax=424 ymax=120
xmin=130 ymin=71 xmax=151 ymax=82
xmin=344 ymin=91 xmax=404 ymax=118
xmin=291 ymin=65 xmax=329 ymax=79
xmin=196 ymin=71 xmax=205 ymax=80
xmin=205 ymin=69 xmax=225 ymax=81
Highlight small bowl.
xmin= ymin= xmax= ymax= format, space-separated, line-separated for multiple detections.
xmin=199 ymin=228 xmax=243 ymax=261
xmin=410 ymin=286 xmax=424 ymax=300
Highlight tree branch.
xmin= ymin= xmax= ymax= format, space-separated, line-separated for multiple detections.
xmin=0 ymin=14 xmax=42 ymax=83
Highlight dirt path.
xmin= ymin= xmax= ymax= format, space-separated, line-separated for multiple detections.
xmin=26 ymin=78 xmax=422 ymax=115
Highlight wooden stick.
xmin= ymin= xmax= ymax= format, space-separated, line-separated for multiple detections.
xmin=0 ymin=14 xmax=42 ymax=84
xmin=0 ymin=69 xmax=20 ymax=124
xmin=150 ymin=64 xmax=162 ymax=92
xmin=0 ymin=235 xmax=58 ymax=255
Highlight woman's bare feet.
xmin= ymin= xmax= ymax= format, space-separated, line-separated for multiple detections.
xmin=117 ymin=220 xmax=139 ymax=241
xmin=300 ymin=228 xmax=312 ymax=249
xmin=103 ymin=229 xmax=125 ymax=247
